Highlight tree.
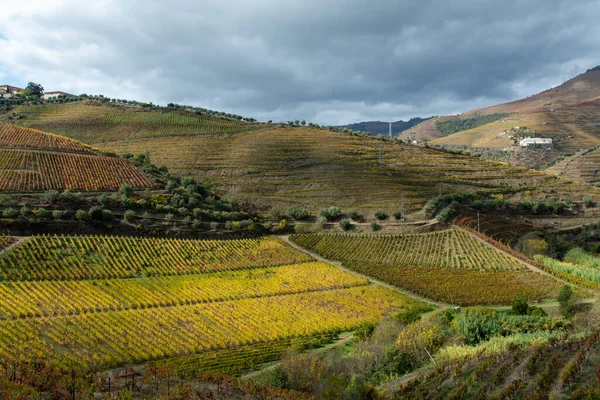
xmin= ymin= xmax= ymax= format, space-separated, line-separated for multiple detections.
xmin=512 ymin=298 xmax=528 ymax=315
xmin=25 ymin=82 xmax=44 ymax=97
xmin=557 ymin=285 xmax=574 ymax=316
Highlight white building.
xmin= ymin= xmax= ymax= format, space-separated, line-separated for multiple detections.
xmin=43 ymin=91 xmax=75 ymax=100
xmin=520 ymin=138 xmax=553 ymax=147
xmin=0 ymin=85 xmax=24 ymax=98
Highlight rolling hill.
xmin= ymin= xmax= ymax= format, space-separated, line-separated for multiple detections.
xmin=2 ymin=101 xmax=598 ymax=213
xmin=403 ymin=67 xmax=600 ymax=173
xmin=0 ymin=123 xmax=151 ymax=191
xmin=337 ymin=117 xmax=431 ymax=136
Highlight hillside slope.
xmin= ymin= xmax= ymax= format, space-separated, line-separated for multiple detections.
xmin=101 ymin=126 xmax=593 ymax=213
xmin=405 ymin=68 xmax=600 ymax=172
xmin=2 ymin=101 xmax=264 ymax=144
xmin=3 ymin=101 xmax=598 ymax=212
xmin=338 ymin=117 xmax=431 ymax=136
xmin=0 ymin=123 xmax=151 ymax=191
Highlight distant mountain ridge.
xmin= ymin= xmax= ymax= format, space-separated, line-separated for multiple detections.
xmin=337 ymin=117 xmax=432 ymax=136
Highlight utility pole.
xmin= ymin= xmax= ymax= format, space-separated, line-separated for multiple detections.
xmin=400 ymin=193 xmax=406 ymax=221
xmin=389 ymin=121 xmax=392 ymax=139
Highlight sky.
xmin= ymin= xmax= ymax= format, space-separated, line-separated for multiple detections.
xmin=1 ymin=0 xmax=599 ymax=125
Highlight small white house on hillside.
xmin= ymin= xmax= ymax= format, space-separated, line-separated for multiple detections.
xmin=520 ymin=138 xmax=553 ymax=147
xmin=43 ymin=91 xmax=75 ymax=100
xmin=0 ymin=85 xmax=24 ymax=98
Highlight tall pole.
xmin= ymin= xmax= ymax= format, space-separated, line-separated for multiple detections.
xmin=389 ymin=122 xmax=392 ymax=139
xmin=400 ymin=193 xmax=405 ymax=221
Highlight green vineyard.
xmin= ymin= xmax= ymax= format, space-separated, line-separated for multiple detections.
xmin=290 ymin=229 xmax=563 ymax=305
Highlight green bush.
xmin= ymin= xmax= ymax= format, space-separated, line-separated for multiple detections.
xmin=42 ymin=190 xmax=60 ymax=203
xmin=210 ymin=221 xmax=219 ymax=231
xmin=583 ymin=197 xmax=596 ymax=208
xmin=339 ymin=219 xmax=352 ymax=231
xmin=371 ymin=221 xmax=381 ymax=231
xmin=557 ymin=285 xmax=574 ymax=316
xmin=319 ymin=206 xmax=342 ymax=221
xmin=288 ymin=206 xmax=309 ymax=220
xmin=374 ymin=210 xmax=388 ymax=220
xmin=2 ymin=208 xmax=17 ymax=218
xmin=455 ymin=308 xmax=501 ymax=345
xmin=119 ymin=183 xmax=133 ymax=198
xmin=511 ymin=298 xmax=529 ymax=315
xmin=51 ymin=210 xmax=64 ymax=220
xmin=317 ymin=216 xmax=328 ymax=228
xmin=393 ymin=211 xmax=404 ymax=220
xmin=20 ymin=206 xmax=31 ymax=218
xmin=75 ymin=209 xmax=91 ymax=222
xmin=346 ymin=209 xmax=360 ymax=220
xmin=89 ymin=206 xmax=104 ymax=221
xmin=101 ymin=210 xmax=113 ymax=222
xmin=124 ymin=210 xmax=136 ymax=221
xmin=33 ymin=208 xmax=51 ymax=219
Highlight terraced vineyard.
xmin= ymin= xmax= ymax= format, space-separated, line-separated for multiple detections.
xmin=4 ymin=101 xmax=264 ymax=144
xmin=455 ymin=215 xmax=534 ymax=246
xmin=0 ymin=123 xmax=151 ymax=191
xmin=290 ymin=229 xmax=563 ymax=305
xmin=0 ymin=235 xmax=428 ymax=372
xmin=546 ymin=145 xmax=600 ymax=184
xmin=395 ymin=330 xmax=600 ymax=399
xmin=102 ymin=127 xmax=574 ymax=213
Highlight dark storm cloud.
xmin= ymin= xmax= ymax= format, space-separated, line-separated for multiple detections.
xmin=1 ymin=0 xmax=600 ymax=124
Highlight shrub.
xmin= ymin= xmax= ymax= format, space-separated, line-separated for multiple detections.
xmin=288 ymin=206 xmax=309 ymax=220
xmin=455 ymin=308 xmax=501 ymax=345
xmin=317 ymin=216 xmax=328 ymax=228
xmin=33 ymin=208 xmax=51 ymax=219
xmin=393 ymin=211 xmax=404 ymax=220
xmin=191 ymin=219 xmax=202 ymax=229
xmin=164 ymin=213 xmax=174 ymax=223
xmin=210 ymin=221 xmax=219 ymax=231
xmin=2 ymin=208 xmax=17 ymax=218
xmin=142 ymin=212 xmax=150 ymax=220
xmin=119 ymin=183 xmax=133 ymax=198
xmin=278 ymin=219 xmax=288 ymax=230
xmin=374 ymin=210 xmax=388 ymax=220
xmin=89 ymin=206 xmax=104 ymax=221
xmin=20 ymin=206 xmax=31 ymax=218
xmin=75 ymin=209 xmax=91 ymax=222
xmin=102 ymin=210 xmax=114 ymax=222
xmin=177 ymin=207 xmax=188 ymax=215
xmin=124 ymin=210 xmax=136 ymax=221
xmin=319 ymin=206 xmax=342 ymax=221
xmin=269 ymin=208 xmax=281 ymax=220
xmin=339 ymin=219 xmax=352 ymax=231
xmin=182 ymin=216 xmax=191 ymax=226
xmin=346 ymin=209 xmax=360 ymax=220
xmin=371 ymin=221 xmax=381 ymax=231
xmin=557 ymin=285 xmax=574 ymax=316
xmin=59 ymin=190 xmax=81 ymax=205
xmin=52 ymin=210 xmax=64 ymax=219
xmin=512 ymin=298 xmax=529 ymax=315
xmin=42 ymin=190 xmax=60 ymax=203
xmin=583 ymin=197 xmax=596 ymax=208
xmin=225 ymin=221 xmax=233 ymax=230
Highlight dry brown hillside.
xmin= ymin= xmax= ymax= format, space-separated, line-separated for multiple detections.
xmin=403 ymin=68 xmax=600 ymax=173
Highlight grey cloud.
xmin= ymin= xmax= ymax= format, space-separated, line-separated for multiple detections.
xmin=1 ymin=0 xmax=599 ymax=125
